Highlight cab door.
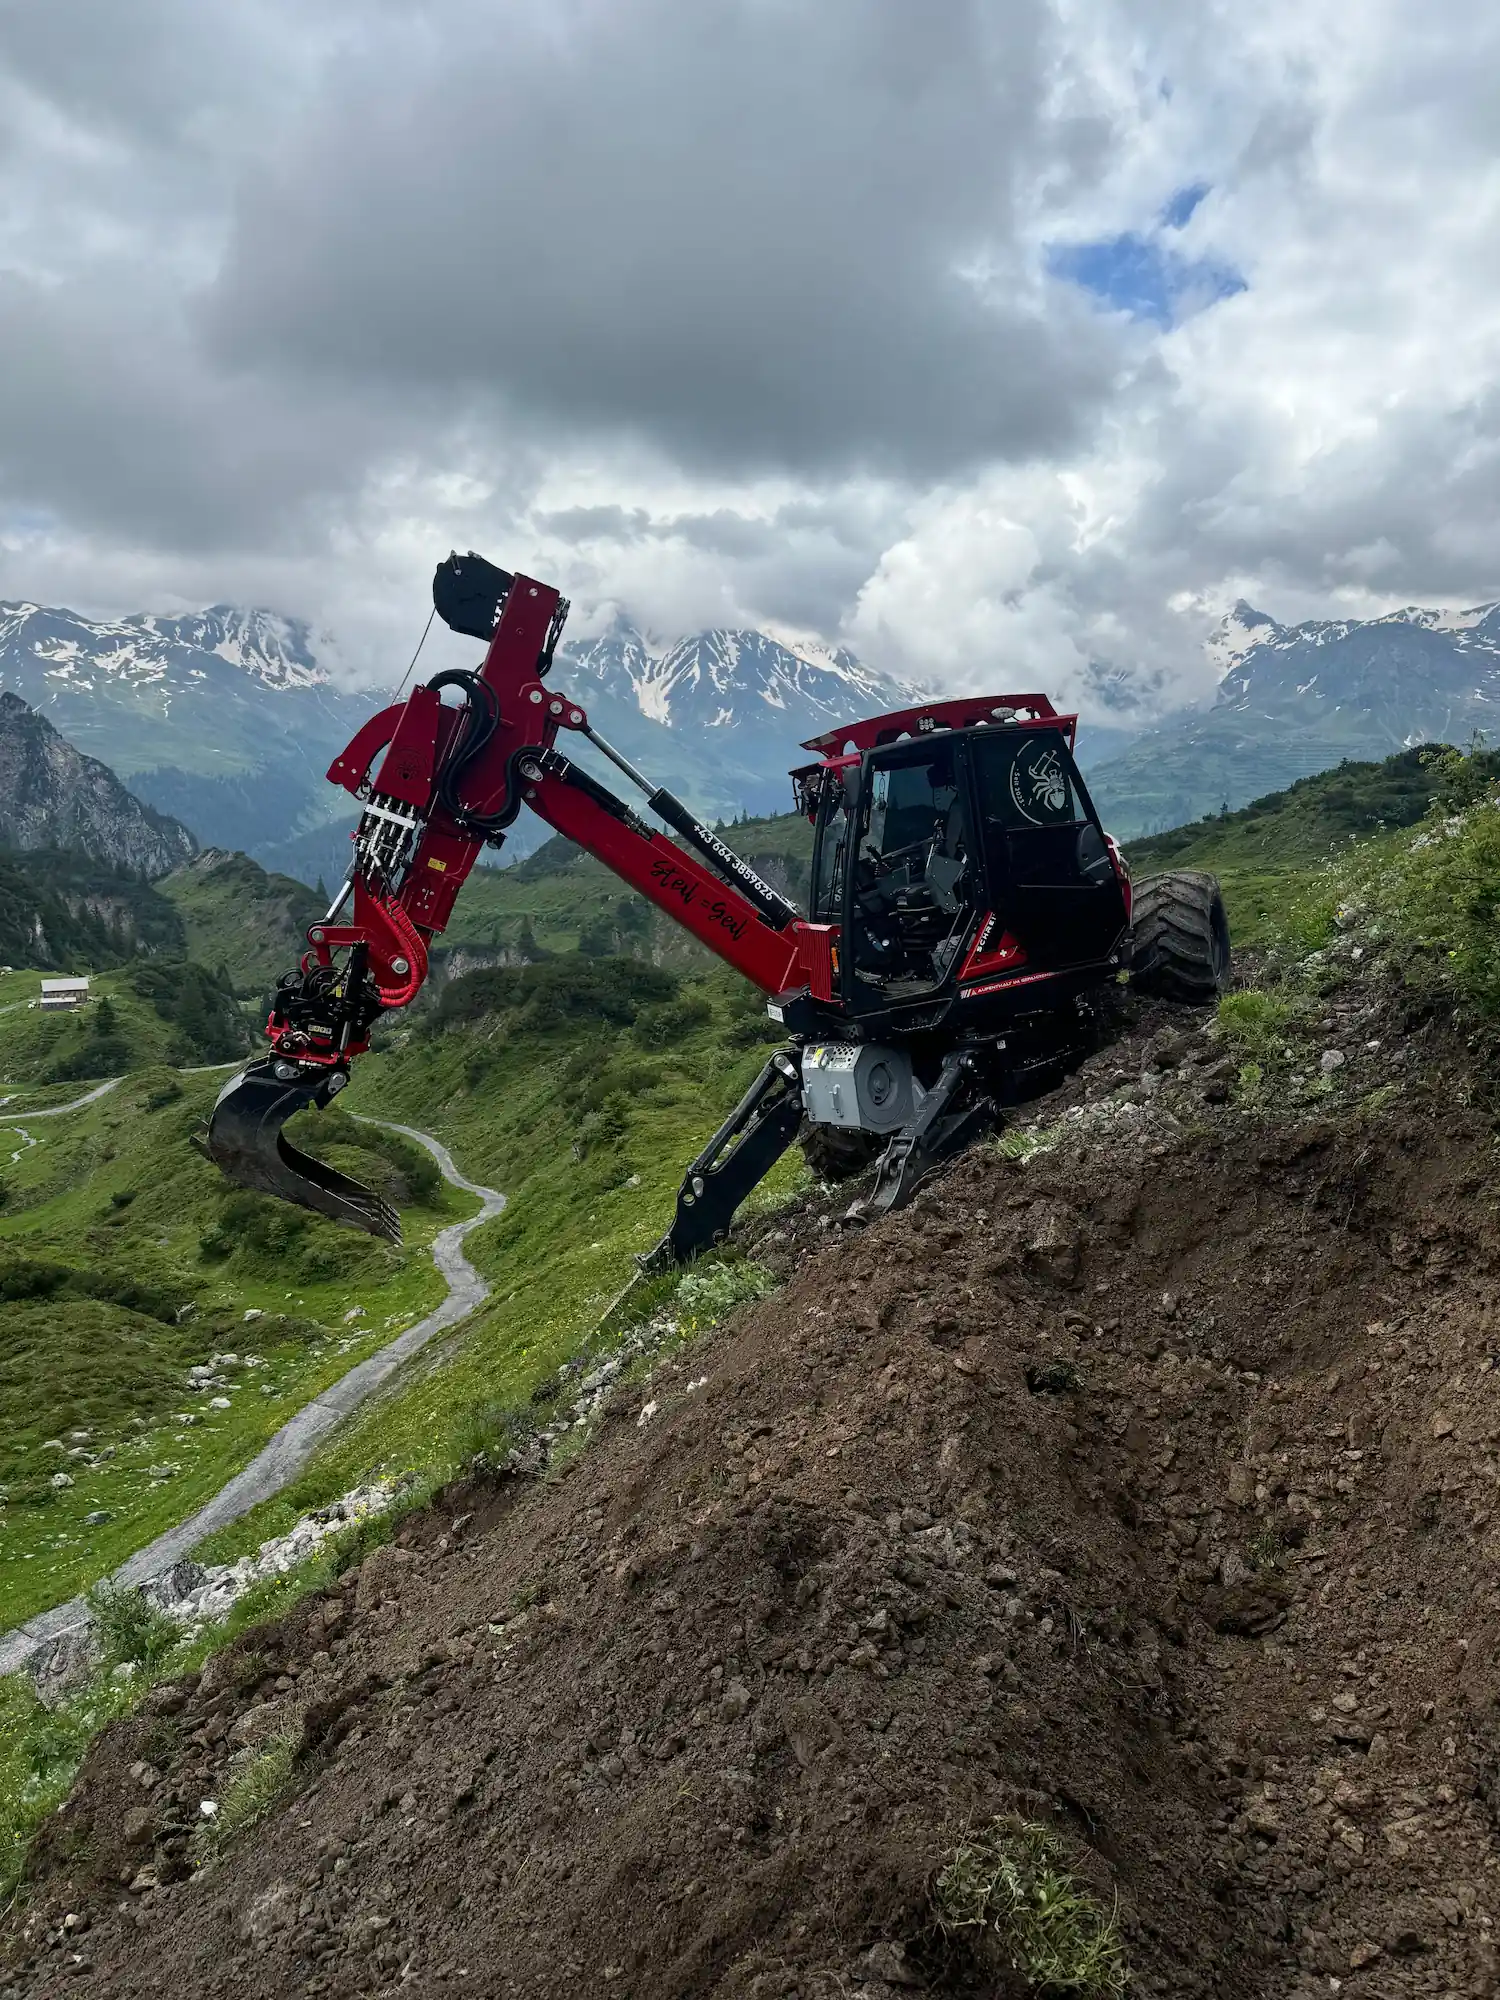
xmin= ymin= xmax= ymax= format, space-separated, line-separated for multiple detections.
xmin=968 ymin=728 xmax=1128 ymax=971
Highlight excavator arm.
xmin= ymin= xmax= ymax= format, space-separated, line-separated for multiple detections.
xmin=203 ymin=553 xmax=835 ymax=1242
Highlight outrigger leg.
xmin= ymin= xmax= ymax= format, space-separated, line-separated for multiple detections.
xmin=639 ymin=1050 xmax=804 ymax=1274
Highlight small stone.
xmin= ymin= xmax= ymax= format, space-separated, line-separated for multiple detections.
xmin=719 ymin=1681 xmax=752 ymax=1723
xmin=242 ymin=1309 xmax=264 ymax=1322
xmin=1226 ymin=1463 xmax=1256 ymax=1508
xmin=84 ymin=1510 xmax=111 ymax=1526
xmin=122 ymin=1808 xmax=155 ymax=1849
xmin=1331 ymin=1691 xmax=1360 ymax=1714
xmin=147 ymin=1465 xmax=177 ymax=1481
xmin=1320 ymin=1048 xmax=1346 ymax=1075
xmin=1348 ymin=1943 xmax=1382 ymax=1969
xmin=128 ymin=1867 xmax=158 ymax=1895
xmin=208 ymin=1397 xmax=232 ymax=1411
xmin=50 ymin=1472 xmax=74 ymax=1490
xmin=852 ymin=1941 xmax=923 ymax=1987
xmin=1431 ymin=1412 xmax=1455 ymax=1439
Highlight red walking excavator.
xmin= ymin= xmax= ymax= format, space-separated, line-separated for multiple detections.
xmin=204 ymin=552 xmax=1229 ymax=1266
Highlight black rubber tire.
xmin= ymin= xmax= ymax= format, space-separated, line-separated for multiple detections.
xmin=1129 ymin=869 xmax=1231 ymax=1004
xmin=799 ymin=1122 xmax=883 ymax=1183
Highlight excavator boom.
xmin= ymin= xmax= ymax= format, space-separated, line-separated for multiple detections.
xmin=204 ymin=553 xmax=835 ymax=1238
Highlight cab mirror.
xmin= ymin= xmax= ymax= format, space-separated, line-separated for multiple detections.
xmin=842 ymin=764 xmax=863 ymax=813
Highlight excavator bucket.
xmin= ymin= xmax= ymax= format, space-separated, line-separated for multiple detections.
xmin=201 ymin=1059 xmax=401 ymax=1244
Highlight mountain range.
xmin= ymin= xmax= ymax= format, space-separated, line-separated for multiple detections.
xmin=0 ymin=600 xmax=933 ymax=887
xmin=7 ymin=587 xmax=1500 ymax=872
xmin=1086 ymin=598 xmax=1500 ymax=835
xmin=0 ymin=601 xmax=371 ymax=883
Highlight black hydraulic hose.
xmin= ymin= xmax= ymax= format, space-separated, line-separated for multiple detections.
xmin=425 ymin=668 xmax=509 ymax=842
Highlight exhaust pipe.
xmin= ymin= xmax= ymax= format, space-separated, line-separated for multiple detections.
xmin=201 ymin=1059 xmax=401 ymax=1244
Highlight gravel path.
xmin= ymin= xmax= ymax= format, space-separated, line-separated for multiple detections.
xmin=0 ymin=1114 xmax=504 ymax=1677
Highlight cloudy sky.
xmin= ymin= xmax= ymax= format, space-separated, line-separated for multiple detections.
xmin=1 ymin=0 xmax=1497 ymax=717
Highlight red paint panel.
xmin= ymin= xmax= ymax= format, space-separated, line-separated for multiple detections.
xmin=529 ymin=770 xmax=809 ymax=996
xmin=327 ymin=704 xmax=405 ymax=796
xmin=372 ymin=683 xmax=443 ymax=808
xmin=958 ymin=915 xmax=1028 ymax=981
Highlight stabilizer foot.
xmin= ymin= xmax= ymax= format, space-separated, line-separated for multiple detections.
xmin=845 ymin=1052 xmax=995 ymax=1225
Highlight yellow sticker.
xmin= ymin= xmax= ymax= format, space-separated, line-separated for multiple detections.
xmin=427 ymin=858 xmax=447 ymax=871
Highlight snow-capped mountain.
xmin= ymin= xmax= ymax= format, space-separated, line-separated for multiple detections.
xmin=560 ymin=620 xmax=919 ymax=748
xmin=1208 ymin=597 xmax=1500 ymax=711
xmin=0 ymin=602 xmax=330 ymax=694
xmin=1088 ymin=597 xmax=1500 ymax=839
xmin=0 ymin=601 xmax=373 ymax=880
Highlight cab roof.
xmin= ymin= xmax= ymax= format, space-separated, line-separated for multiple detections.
xmin=797 ymin=693 xmax=1077 ymax=765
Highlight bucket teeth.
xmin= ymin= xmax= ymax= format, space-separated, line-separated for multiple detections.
xmin=202 ymin=1059 xmax=402 ymax=1245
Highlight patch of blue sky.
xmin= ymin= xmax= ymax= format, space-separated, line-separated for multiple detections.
xmin=1047 ymin=199 xmax=1244 ymax=330
xmin=1159 ymin=181 xmax=1210 ymax=230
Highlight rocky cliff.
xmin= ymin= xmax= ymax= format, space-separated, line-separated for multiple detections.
xmin=0 ymin=693 xmax=197 ymax=878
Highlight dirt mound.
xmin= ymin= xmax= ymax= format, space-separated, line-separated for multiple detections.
xmin=8 ymin=982 xmax=1500 ymax=1997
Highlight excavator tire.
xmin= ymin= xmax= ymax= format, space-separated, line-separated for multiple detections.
xmin=1129 ymin=869 xmax=1231 ymax=1004
xmin=799 ymin=1123 xmax=882 ymax=1183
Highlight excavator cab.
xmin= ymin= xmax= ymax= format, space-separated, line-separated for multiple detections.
xmin=806 ymin=715 xmax=1128 ymax=1014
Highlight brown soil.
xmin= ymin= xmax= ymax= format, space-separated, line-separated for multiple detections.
xmin=8 ymin=973 xmax=1500 ymax=1999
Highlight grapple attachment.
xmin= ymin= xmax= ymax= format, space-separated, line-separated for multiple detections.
xmin=202 ymin=1059 xmax=401 ymax=1244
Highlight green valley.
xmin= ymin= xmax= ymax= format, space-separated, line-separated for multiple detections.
xmin=0 ymin=1060 xmax=469 ymax=1625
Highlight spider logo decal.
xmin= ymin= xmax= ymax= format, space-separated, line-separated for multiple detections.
xmin=1009 ymin=743 xmax=1070 ymax=824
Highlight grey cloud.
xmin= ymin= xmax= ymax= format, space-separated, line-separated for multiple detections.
xmin=0 ymin=0 xmax=287 ymax=150
xmin=532 ymin=506 xmax=653 ymax=543
xmin=0 ymin=268 xmax=507 ymax=555
xmin=203 ymin=0 xmax=1124 ymax=480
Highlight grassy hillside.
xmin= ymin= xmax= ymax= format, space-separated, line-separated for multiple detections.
xmin=0 ymin=1065 xmax=469 ymax=1625
xmin=1086 ymin=700 xmax=1451 ymax=840
xmin=436 ymin=809 xmax=815 ymax=967
xmin=0 ymin=850 xmax=186 ymax=972
xmin=157 ymin=848 xmax=323 ymax=996
xmin=8 ymin=740 xmax=1488 ymax=1627
xmin=1123 ymin=747 xmax=1457 ymax=947
xmin=0 ymin=961 xmax=251 ymax=1085
xmin=11 ymin=739 xmax=1500 ymax=1907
